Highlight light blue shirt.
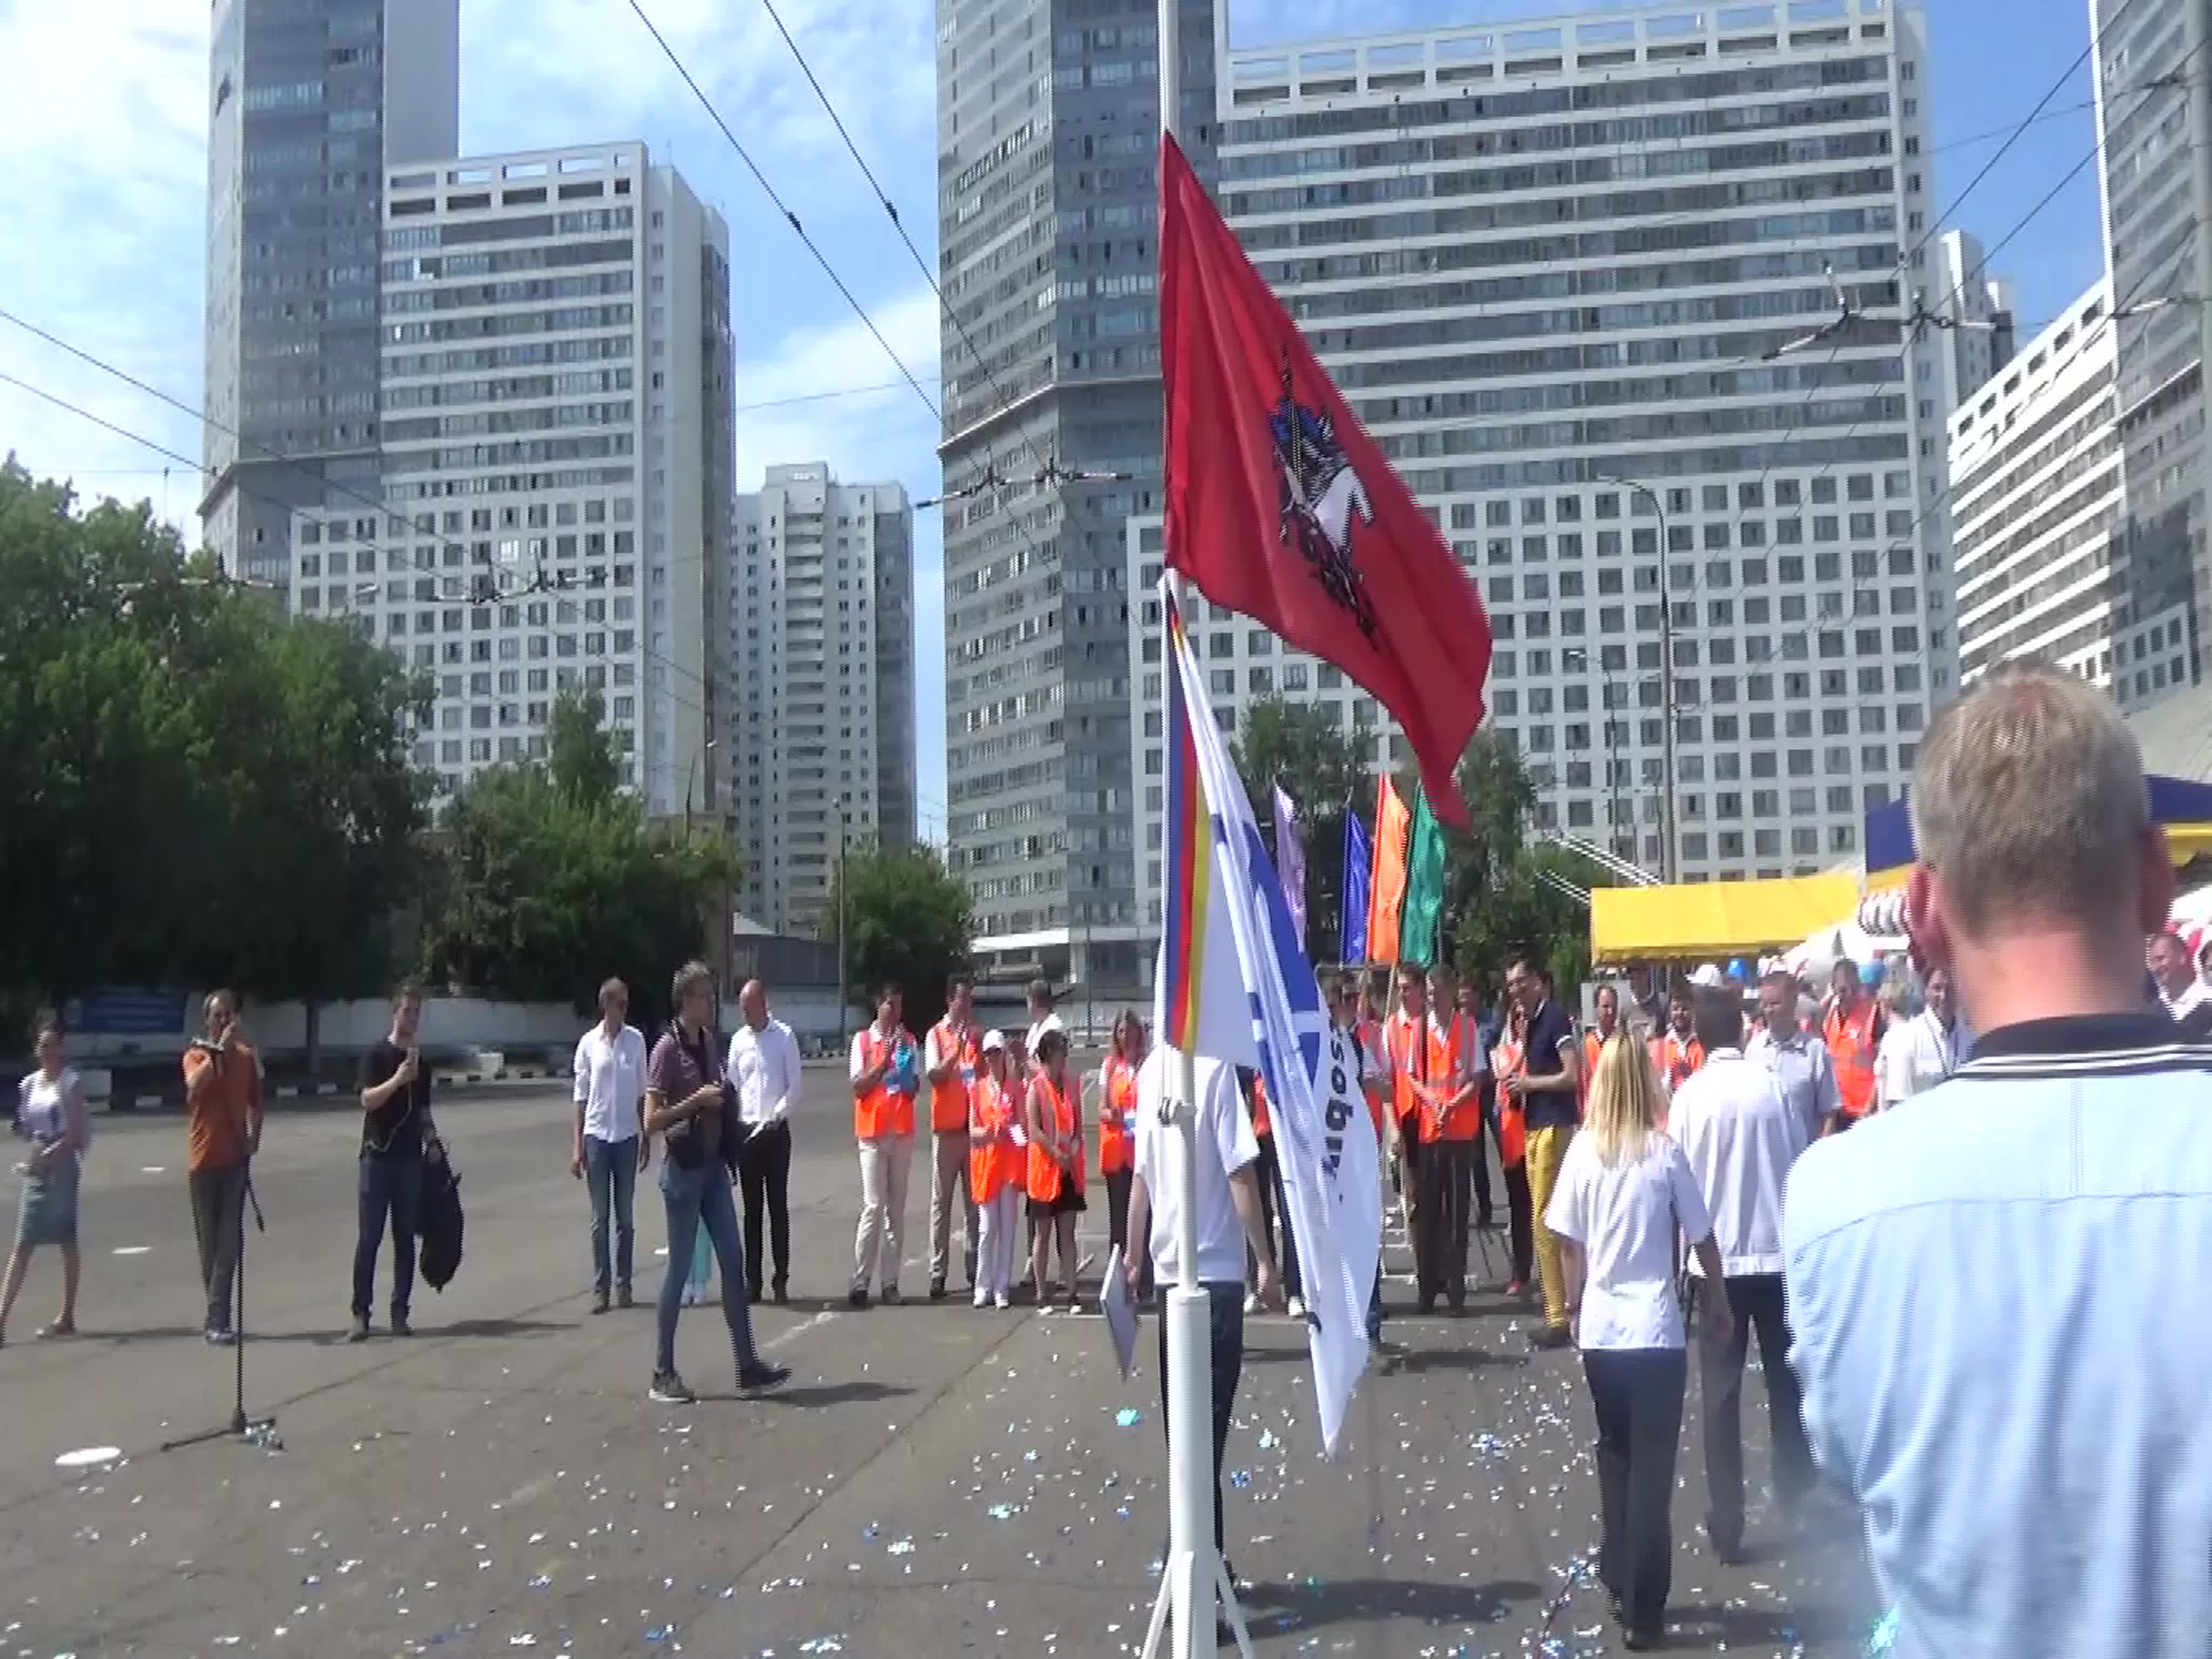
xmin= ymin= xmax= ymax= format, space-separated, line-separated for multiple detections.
xmin=1746 ymin=1023 xmax=1838 ymax=1137
xmin=1783 ymin=1013 xmax=2212 ymax=1659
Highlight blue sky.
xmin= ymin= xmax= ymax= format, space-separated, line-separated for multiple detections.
xmin=0 ymin=0 xmax=2107 ymax=841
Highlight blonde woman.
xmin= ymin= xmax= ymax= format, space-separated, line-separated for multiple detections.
xmin=1542 ymin=1034 xmax=1732 ymax=1652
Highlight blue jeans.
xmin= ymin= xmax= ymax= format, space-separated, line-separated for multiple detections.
xmin=656 ymin=1159 xmax=759 ymax=1377
xmin=353 ymin=1154 xmax=422 ymax=1320
xmin=584 ymin=1135 xmax=639 ymax=1294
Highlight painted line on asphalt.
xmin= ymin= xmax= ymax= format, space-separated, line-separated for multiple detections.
xmin=763 ymin=1310 xmax=836 ymax=1353
xmin=111 ymin=1245 xmax=152 ymax=1257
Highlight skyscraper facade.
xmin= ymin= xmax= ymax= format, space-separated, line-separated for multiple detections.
xmin=2092 ymin=0 xmax=2212 ymax=725
xmin=203 ymin=0 xmax=460 ymax=593
xmin=287 ymin=141 xmax=730 ymax=820
xmin=731 ymin=464 xmax=916 ymax=938
xmin=934 ymin=0 xmax=1220 ymax=989
xmin=1165 ymin=0 xmax=1957 ymax=891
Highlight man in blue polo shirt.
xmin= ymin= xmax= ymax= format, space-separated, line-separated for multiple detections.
xmin=1501 ymin=953 xmax=1580 ymax=1350
xmin=1783 ymin=663 xmax=2212 ymax=1659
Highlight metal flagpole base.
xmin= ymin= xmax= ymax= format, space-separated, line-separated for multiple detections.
xmin=1138 ymin=1283 xmax=1253 ymax=1659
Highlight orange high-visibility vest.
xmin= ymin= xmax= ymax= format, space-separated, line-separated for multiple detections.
xmin=1651 ymin=1031 xmax=1705 ymax=1095
xmin=1491 ymin=1031 xmax=1527 ymax=1166
xmin=854 ymin=1027 xmax=916 ymax=1139
xmin=1825 ymin=1001 xmax=1883 ymax=1118
xmin=1100 ymin=1056 xmax=1137 ymax=1175
xmin=929 ymin=1020 xmax=979 ymax=1133
xmin=1353 ymin=1018 xmax=1388 ymax=1136
xmin=969 ymin=1073 xmax=1022 ymax=1203
xmin=1387 ymin=1012 xmax=1456 ymax=1139
xmin=1249 ymin=1072 xmax=1272 ymax=1139
xmin=1026 ymin=1072 xmax=1083 ymax=1204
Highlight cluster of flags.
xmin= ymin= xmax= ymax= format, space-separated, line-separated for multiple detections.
xmin=1148 ymin=132 xmax=1494 ymax=1452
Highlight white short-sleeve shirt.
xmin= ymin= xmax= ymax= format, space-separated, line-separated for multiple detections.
xmin=1131 ymin=1048 xmax=1257 ymax=1287
xmin=1543 ymin=1130 xmax=1712 ymax=1351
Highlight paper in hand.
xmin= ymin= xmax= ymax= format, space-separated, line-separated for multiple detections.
xmin=1099 ymin=1244 xmax=1139 ymax=1380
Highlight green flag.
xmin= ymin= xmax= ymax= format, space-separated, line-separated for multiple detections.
xmin=1399 ymin=783 xmax=1447 ymax=967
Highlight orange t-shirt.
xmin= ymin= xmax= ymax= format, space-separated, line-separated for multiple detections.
xmin=182 ymin=1042 xmax=260 ymax=1172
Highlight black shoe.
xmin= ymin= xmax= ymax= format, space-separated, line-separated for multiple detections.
xmin=591 ymin=1290 xmax=611 ymax=1316
xmin=847 ymin=1287 xmax=871 ymax=1310
xmin=649 ymin=1371 xmax=696 ymax=1404
xmin=390 ymin=1313 xmax=413 ymax=1338
xmin=1622 ymin=1625 xmax=1664 ymax=1651
xmin=928 ymin=1279 xmax=948 ymax=1302
xmin=346 ymin=1318 xmax=370 ymax=1343
xmin=772 ymin=1282 xmax=789 ymax=1306
xmin=738 ymin=1360 xmax=791 ymax=1393
xmin=746 ymin=1282 xmax=764 ymax=1304
xmin=617 ymin=1284 xmax=634 ymax=1310
xmin=1416 ymin=1296 xmax=1437 ymax=1316
xmin=1527 ymin=1323 xmax=1573 ymax=1351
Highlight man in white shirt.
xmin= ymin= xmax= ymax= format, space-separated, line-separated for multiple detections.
xmin=2148 ymin=929 xmax=2212 ymax=1031
xmin=1024 ymin=977 xmax=1065 ymax=1056
xmin=727 ymin=978 xmax=802 ymax=1305
xmin=1668 ymin=986 xmax=1815 ymax=1564
xmin=1123 ymin=1046 xmax=1282 ymax=1589
xmin=1874 ymin=966 xmax=1967 ymax=1110
xmin=1745 ymin=968 xmax=1839 ymax=1138
xmin=572 ymin=977 xmax=649 ymax=1314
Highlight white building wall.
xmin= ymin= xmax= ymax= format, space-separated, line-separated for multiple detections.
xmin=1170 ymin=0 xmax=1949 ymax=905
xmin=286 ymin=141 xmax=723 ymax=812
xmin=731 ymin=464 xmax=916 ymax=937
xmin=1953 ymin=278 xmax=2194 ymax=704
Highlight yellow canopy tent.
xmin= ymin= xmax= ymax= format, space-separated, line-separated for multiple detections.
xmin=1589 ymin=870 xmax=1863 ymax=966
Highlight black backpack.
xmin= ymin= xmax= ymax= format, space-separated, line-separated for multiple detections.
xmin=419 ymin=1142 xmax=464 ymax=1292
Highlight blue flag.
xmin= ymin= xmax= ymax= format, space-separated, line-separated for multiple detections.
xmin=1341 ymin=810 xmax=1370 ymax=963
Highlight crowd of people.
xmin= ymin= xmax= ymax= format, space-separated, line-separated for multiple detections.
xmin=10 ymin=662 xmax=2212 ymax=1654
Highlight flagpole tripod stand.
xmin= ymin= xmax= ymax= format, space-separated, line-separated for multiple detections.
xmin=1140 ymin=1047 xmax=1255 ymax=1659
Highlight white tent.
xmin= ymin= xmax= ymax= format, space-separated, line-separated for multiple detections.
xmin=1781 ymin=916 xmax=1906 ymax=984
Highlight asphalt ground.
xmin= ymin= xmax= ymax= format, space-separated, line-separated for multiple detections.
xmin=0 ymin=1072 xmax=1877 ymax=1657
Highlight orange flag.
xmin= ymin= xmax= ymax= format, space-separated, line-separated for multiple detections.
xmin=1366 ymin=775 xmax=1411 ymax=965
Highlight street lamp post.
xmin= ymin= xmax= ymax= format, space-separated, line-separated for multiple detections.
xmin=1597 ymin=475 xmax=1679 ymax=884
xmin=833 ymin=797 xmax=849 ymax=1051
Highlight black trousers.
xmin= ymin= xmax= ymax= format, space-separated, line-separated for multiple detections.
xmin=1695 ymin=1273 xmax=1814 ymax=1551
xmin=1502 ymin=1158 xmax=1534 ymax=1285
xmin=734 ymin=1120 xmax=792 ymax=1296
xmin=1470 ymin=1085 xmax=1495 ymax=1225
xmin=1412 ymin=1136 xmax=1472 ymax=1306
xmin=1157 ymin=1280 xmax=1246 ymax=1558
xmin=1583 ymin=1348 xmax=1688 ymax=1636
xmin=1248 ymin=1136 xmax=1301 ymax=1298
xmin=1104 ymin=1168 xmax=1155 ymax=1300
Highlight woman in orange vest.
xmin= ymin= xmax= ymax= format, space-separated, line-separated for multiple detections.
xmin=1098 ymin=1011 xmax=1152 ymax=1303
xmin=1024 ymin=1027 xmax=1086 ymax=1312
xmin=968 ymin=1031 xmax=1023 ymax=1309
xmin=1490 ymin=999 xmax=1535 ymax=1298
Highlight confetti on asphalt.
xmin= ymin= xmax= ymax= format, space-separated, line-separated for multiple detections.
xmin=1114 ymin=1407 xmax=1143 ymax=1427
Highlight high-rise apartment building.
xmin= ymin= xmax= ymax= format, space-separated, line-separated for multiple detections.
xmin=730 ymin=464 xmax=916 ymax=938
xmin=1953 ymin=281 xmax=2154 ymax=699
xmin=1131 ymin=0 xmax=1956 ymax=895
xmin=2092 ymin=0 xmax=2212 ymax=737
xmin=934 ymin=0 xmax=1221 ymax=989
xmin=203 ymin=0 xmax=460 ymax=592
xmin=1930 ymin=231 xmax=2018 ymax=422
xmin=287 ymin=141 xmax=730 ymax=819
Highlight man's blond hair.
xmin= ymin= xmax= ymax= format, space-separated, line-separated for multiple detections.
xmin=1911 ymin=663 xmax=2147 ymax=938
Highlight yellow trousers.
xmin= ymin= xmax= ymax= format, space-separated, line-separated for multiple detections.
xmin=1525 ymin=1122 xmax=1576 ymax=1330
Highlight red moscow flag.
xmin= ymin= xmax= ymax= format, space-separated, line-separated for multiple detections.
xmin=1158 ymin=131 xmax=1492 ymax=828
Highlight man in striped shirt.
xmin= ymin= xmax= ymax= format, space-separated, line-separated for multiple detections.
xmin=1783 ymin=664 xmax=2212 ymax=1659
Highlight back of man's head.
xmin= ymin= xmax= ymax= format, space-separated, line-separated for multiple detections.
xmin=1692 ymin=986 xmax=1742 ymax=1055
xmin=1911 ymin=664 xmax=2159 ymax=953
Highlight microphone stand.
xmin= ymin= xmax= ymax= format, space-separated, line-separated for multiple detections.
xmin=160 ymin=1163 xmax=277 ymax=1453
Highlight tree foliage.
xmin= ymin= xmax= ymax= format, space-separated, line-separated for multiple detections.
xmin=0 ymin=460 xmax=428 ymax=1017
xmin=1232 ymin=696 xmax=1368 ymax=960
xmin=821 ymin=842 xmax=971 ymax=1036
xmin=417 ymin=690 xmax=738 ymax=1030
xmin=1441 ymin=730 xmax=1608 ymax=997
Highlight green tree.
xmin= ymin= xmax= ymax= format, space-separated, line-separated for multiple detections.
xmin=821 ymin=842 xmax=972 ymax=1036
xmin=0 ymin=461 xmax=427 ymax=1028
xmin=417 ymin=698 xmax=738 ymax=1030
xmin=547 ymin=685 xmax=622 ymax=808
xmin=1232 ymin=695 xmax=1368 ymax=959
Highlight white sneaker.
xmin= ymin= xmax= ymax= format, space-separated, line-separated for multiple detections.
xmin=1286 ymin=1296 xmax=1307 ymax=1319
xmin=1243 ymin=1292 xmax=1260 ymax=1315
xmin=994 ymin=1293 xmax=1011 ymax=1309
xmin=973 ymin=1291 xmax=990 ymax=1309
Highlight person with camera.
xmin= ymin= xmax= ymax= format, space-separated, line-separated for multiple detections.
xmin=353 ymin=986 xmax=439 ymax=1341
xmin=184 ymin=989 xmax=262 ymax=1345
xmin=644 ymin=962 xmax=790 ymax=1405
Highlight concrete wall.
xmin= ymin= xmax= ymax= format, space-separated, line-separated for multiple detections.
xmin=67 ymin=995 xmax=586 ymax=1067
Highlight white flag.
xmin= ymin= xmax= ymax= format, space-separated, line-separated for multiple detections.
xmin=1154 ymin=582 xmax=1377 ymax=1455
xmin=1272 ymin=783 xmax=1307 ymax=950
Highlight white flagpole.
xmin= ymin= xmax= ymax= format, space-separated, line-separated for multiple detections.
xmin=1141 ymin=15 xmax=1251 ymax=1656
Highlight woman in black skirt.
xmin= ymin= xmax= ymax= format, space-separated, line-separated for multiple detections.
xmin=1023 ymin=1028 xmax=1087 ymax=1311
